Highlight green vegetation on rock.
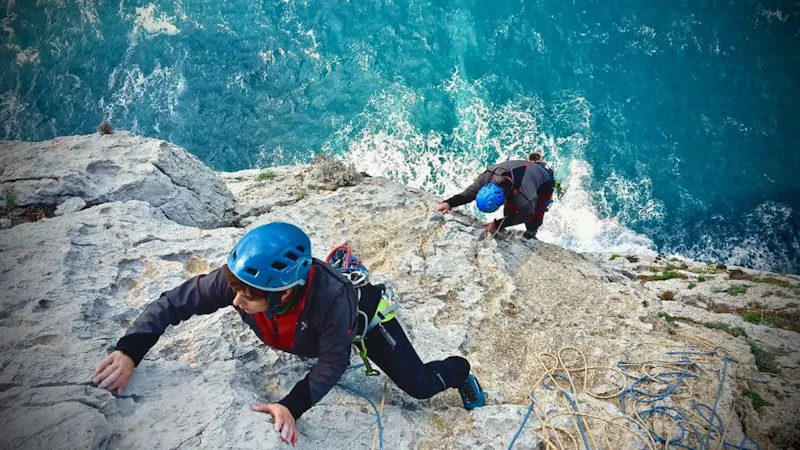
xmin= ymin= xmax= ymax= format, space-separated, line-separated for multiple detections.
xmin=705 ymin=322 xmax=747 ymax=337
xmin=749 ymin=343 xmax=780 ymax=374
xmin=638 ymin=271 xmax=688 ymax=282
xmin=255 ymin=170 xmax=277 ymax=181
xmin=657 ymin=311 xmax=677 ymax=323
xmin=727 ymin=284 xmax=748 ymax=296
xmin=743 ymin=390 xmax=773 ymax=409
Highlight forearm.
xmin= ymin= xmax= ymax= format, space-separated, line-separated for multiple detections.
xmin=115 ymin=332 xmax=161 ymax=366
xmin=278 ymin=360 xmax=347 ymax=419
xmin=444 ymin=171 xmax=493 ymax=208
xmin=114 ymin=269 xmax=234 ymax=365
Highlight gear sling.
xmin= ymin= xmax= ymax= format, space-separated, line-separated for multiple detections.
xmin=325 ymin=245 xmax=398 ymax=376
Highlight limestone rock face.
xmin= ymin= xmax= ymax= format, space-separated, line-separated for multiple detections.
xmin=54 ymin=196 xmax=87 ymax=216
xmin=0 ymin=134 xmax=797 ymax=450
xmin=0 ymin=133 xmax=234 ymax=228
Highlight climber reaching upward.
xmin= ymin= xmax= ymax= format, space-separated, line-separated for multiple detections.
xmin=435 ymin=152 xmax=556 ymax=239
xmin=94 ymin=222 xmax=485 ymax=446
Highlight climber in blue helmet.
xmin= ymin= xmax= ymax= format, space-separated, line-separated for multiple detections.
xmin=94 ymin=222 xmax=485 ymax=446
xmin=435 ymin=152 xmax=556 ymax=238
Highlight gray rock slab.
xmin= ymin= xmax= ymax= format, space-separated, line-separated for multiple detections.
xmin=0 ymin=133 xmax=234 ymax=228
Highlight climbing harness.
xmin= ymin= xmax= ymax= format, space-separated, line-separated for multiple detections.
xmin=325 ymin=244 xmax=399 ymax=376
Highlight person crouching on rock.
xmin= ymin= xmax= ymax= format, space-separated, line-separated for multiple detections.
xmin=93 ymin=222 xmax=486 ymax=446
xmin=434 ymin=152 xmax=556 ymax=239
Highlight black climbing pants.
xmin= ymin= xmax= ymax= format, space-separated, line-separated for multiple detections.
xmin=356 ymin=284 xmax=471 ymax=399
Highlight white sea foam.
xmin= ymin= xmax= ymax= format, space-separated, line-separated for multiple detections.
xmin=659 ymin=201 xmax=799 ymax=273
xmin=334 ymin=72 xmax=657 ymax=257
xmin=14 ymin=48 xmax=38 ymax=65
xmin=104 ymin=61 xmax=187 ymax=130
xmin=134 ymin=4 xmax=180 ymax=37
xmin=539 ymin=160 xmax=657 ymax=255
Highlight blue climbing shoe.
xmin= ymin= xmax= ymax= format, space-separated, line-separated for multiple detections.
xmin=458 ymin=373 xmax=486 ymax=410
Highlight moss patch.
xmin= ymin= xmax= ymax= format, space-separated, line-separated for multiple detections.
xmin=742 ymin=390 xmax=773 ymax=410
xmin=255 ymin=170 xmax=277 ymax=181
xmin=727 ymin=284 xmax=748 ymax=296
xmin=657 ymin=311 xmax=677 ymax=323
xmin=639 ymin=271 xmax=688 ymax=282
xmin=730 ymin=269 xmax=792 ymax=288
xmin=705 ymin=321 xmax=748 ymax=337
xmin=740 ymin=310 xmax=800 ymax=332
xmin=688 ymin=282 xmax=697 ymax=289
xmin=609 ymin=254 xmax=620 ymax=261
xmin=760 ymin=277 xmax=791 ymax=287
xmin=3 ymin=187 xmax=16 ymax=209
xmin=749 ymin=343 xmax=780 ymax=374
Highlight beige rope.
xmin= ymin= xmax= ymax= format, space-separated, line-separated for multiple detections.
xmin=515 ymin=342 xmax=747 ymax=450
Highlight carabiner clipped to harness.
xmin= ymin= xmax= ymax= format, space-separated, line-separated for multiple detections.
xmin=348 ymin=270 xmax=369 ymax=288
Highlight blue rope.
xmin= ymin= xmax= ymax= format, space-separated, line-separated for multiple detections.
xmin=507 ymin=351 xmax=763 ymax=450
xmin=337 ymin=382 xmax=384 ymax=450
xmin=542 ymin=374 xmax=592 ymax=450
xmin=507 ymin=394 xmax=536 ymax=450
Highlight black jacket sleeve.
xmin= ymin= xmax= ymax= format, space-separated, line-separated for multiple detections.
xmin=114 ymin=268 xmax=235 ymax=365
xmin=278 ymin=284 xmax=356 ymax=419
xmin=444 ymin=170 xmax=495 ymax=208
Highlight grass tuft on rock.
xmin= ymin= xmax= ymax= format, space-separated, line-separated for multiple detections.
xmin=727 ymin=284 xmax=748 ymax=296
xmin=705 ymin=322 xmax=748 ymax=337
xmin=742 ymin=390 xmax=773 ymax=410
xmin=740 ymin=310 xmax=800 ymax=332
xmin=3 ymin=188 xmax=16 ymax=209
xmin=255 ymin=170 xmax=277 ymax=182
xmin=609 ymin=254 xmax=620 ymax=261
xmin=749 ymin=343 xmax=780 ymax=374
xmin=657 ymin=311 xmax=677 ymax=323
xmin=638 ymin=271 xmax=688 ymax=282
xmin=760 ymin=277 xmax=790 ymax=288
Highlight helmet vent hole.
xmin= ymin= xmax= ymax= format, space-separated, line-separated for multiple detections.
xmin=232 ymin=250 xmax=237 ymax=260
xmin=285 ymin=252 xmax=298 ymax=261
xmin=296 ymin=245 xmax=306 ymax=252
xmin=271 ymin=261 xmax=287 ymax=270
xmin=245 ymin=267 xmax=258 ymax=276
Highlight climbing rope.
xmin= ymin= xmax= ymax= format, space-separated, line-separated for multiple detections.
xmin=337 ymin=382 xmax=384 ymax=450
xmin=336 ymin=363 xmax=385 ymax=450
xmin=507 ymin=346 xmax=762 ymax=450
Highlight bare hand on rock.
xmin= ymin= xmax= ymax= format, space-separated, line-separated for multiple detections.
xmin=252 ymin=403 xmax=298 ymax=446
xmin=482 ymin=221 xmax=498 ymax=234
xmin=434 ymin=202 xmax=451 ymax=214
xmin=94 ymin=350 xmax=134 ymax=394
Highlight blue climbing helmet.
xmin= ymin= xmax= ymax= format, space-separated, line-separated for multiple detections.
xmin=476 ymin=182 xmax=505 ymax=213
xmin=227 ymin=222 xmax=312 ymax=291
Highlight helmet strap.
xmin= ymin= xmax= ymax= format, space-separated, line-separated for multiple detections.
xmin=266 ymin=286 xmax=302 ymax=318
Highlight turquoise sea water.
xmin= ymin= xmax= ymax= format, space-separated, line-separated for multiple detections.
xmin=2 ymin=0 xmax=799 ymax=272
